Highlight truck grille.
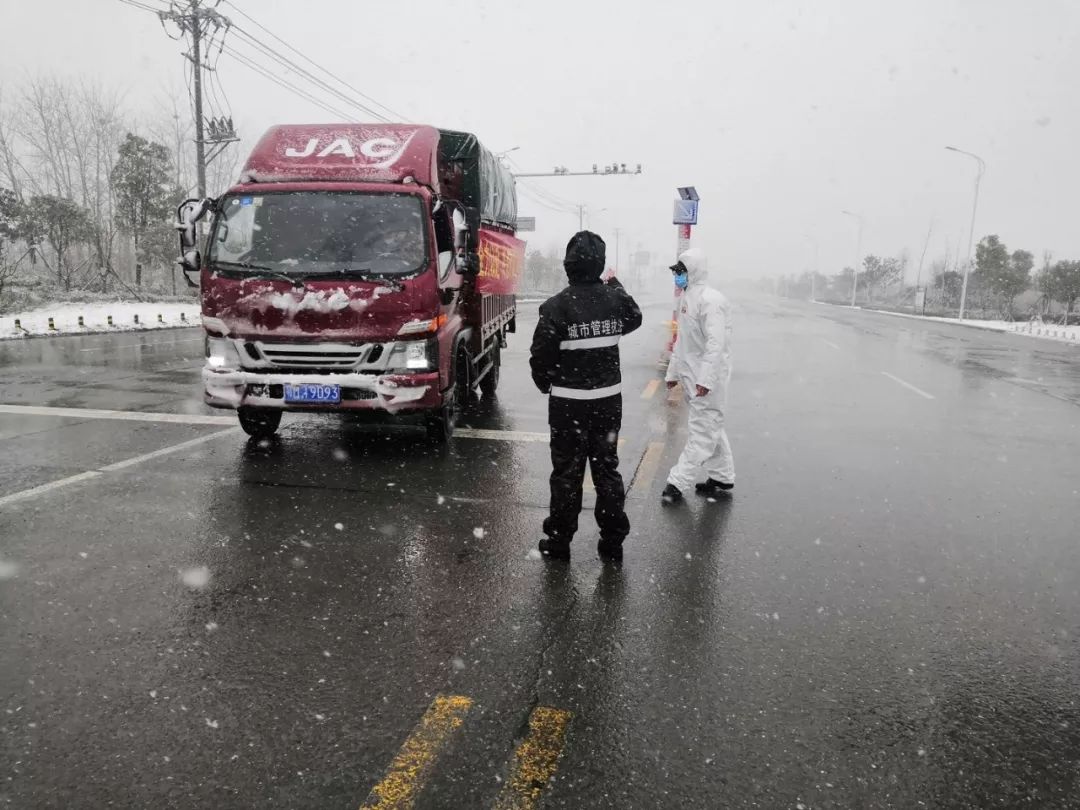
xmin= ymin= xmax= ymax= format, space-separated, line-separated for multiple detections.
xmin=253 ymin=342 xmax=370 ymax=369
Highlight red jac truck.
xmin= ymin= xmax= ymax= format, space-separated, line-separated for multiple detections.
xmin=175 ymin=124 xmax=524 ymax=442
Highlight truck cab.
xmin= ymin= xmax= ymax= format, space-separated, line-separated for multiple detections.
xmin=176 ymin=124 xmax=524 ymax=442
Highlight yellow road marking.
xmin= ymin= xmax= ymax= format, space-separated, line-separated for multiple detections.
xmin=493 ymin=706 xmax=572 ymax=810
xmin=360 ymin=694 xmax=473 ymax=810
xmin=640 ymin=379 xmax=660 ymax=399
xmin=629 ymin=441 xmax=665 ymax=494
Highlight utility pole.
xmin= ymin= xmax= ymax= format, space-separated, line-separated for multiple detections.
xmin=841 ymin=210 xmax=864 ymax=307
xmin=190 ymin=1 xmax=207 ymax=199
xmin=578 ymin=204 xmax=584 ymax=231
xmin=150 ymin=1 xmax=237 ymax=199
xmin=614 ymin=227 xmax=621 ymax=273
xmin=945 ymin=146 xmax=986 ymax=321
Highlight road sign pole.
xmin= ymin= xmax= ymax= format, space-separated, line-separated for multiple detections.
xmin=669 ymin=187 xmax=699 ymax=355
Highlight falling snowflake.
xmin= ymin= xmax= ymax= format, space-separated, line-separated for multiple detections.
xmin=772 ymin=612 xmax=780 ymax=621
xmin=205 ymin=718 xmax=219 ymax=729
xmin=323 ymin=650 xmax=331 ymax=658
xmin=315 ymin=714 xmax=326 ymax=721
xmin=149 ymin=690 xmax=157 ymax=698
xmin=685 ymin=553 xmax=693 ymax=560
xmin=0 ymin=559 xmax=19 ymax=580
xmin=437 ymin=495 xmax=446 ymax=505
xmin=472 ymin=527 xmax=486 ymax=539
xmin=331 ymin=448 xmax=348 ymax=462
xmin=526 ymin=549 xmax=542 ymax=560
xmin=205 ymin=622 xmax=219 ymax=632
xmin=179 ymin=567 xmax=210 ymax=589
xmin=452 ymin=657 xmax=466 ymax=671
xmin=78 ymin=552 xmax=88 ymax=559
xmin=334 ymin=522 xmax=344 ymax=531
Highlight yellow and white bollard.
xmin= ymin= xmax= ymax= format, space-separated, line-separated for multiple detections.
xmin=107 ymin=315 xmax=113 ymax=327
xmin=48 ymin=317 xmax=57 ymax=331
xmin=133 ymin=314 xmax=139 ymax=325
xmin=78 ymin=315 xmax=85 ymax=328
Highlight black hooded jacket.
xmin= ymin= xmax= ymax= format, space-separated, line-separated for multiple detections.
xmin=530 ymin=233 xmax=643 ymax=400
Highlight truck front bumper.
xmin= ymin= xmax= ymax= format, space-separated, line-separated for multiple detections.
xmin=203 ymin=367 xmax=442 ymax=413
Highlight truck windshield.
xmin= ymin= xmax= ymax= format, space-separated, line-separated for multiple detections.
xmin=208 ymin=192 xmax=428 ymax=277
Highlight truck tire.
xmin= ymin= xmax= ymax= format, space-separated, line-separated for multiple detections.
xmin=479 ymin=342 xmax=500 ymax=399
xmin=238 ymin=407 xmax=282 ymax=439
xmin=426 ymin=348 xmax=469 ymax=443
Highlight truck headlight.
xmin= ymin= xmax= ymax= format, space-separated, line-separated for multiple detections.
xmin=388 ymin=339 xmax=434 ymax=372
xmin=206 ymin=337 xmax=242 ymax=370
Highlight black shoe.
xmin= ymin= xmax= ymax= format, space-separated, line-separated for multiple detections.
xmin=597 ymin=539 xmax=624 ymax=561
xmin=661 ymin=484 xmax=683 ymax=504
xmin=695 ymin=478 xmax=734 ymax=497
xmin=539 ymin=538 xmax=571 ymax=560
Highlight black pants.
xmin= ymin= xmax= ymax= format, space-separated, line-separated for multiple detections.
xmin=543 ymin=394 xmax=630 ymax=545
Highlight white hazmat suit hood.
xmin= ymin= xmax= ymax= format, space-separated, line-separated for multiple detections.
xmin=665 ymin=248 xmax=735 ymax=490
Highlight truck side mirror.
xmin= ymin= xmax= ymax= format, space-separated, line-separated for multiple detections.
xmin=175 ymin=197 xmax=212 ymax=287
xmin=452 ymin=208 xmax=469 ymax=251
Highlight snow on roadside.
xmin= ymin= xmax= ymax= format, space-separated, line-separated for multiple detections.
xmin=0 ymin=301 xmax=202 ymax=339
xmin=863 ymin=308 xmax=1080 ymax=344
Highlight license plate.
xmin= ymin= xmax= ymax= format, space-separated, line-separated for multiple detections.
xmin=284 ymin=383 xmax=341 ymax=404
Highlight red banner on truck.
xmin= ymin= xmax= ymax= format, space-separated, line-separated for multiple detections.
xmin=477 ymin=228 xmax=525 ymax=296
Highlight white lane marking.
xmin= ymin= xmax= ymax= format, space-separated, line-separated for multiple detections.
xmin=0 ymin=471 xmax=103 ymax=508
xmin=881 ymin=371 xmax=935 ymax=400
xmin=0 ymin=404 xmax=234 ymax=426
xmin=0 ymin=429 xmax=236 ymax=508
xmin=77 ymin=337 xmax=204 ymax=353
xmin=823 ymin=340 xmax=841 ymax=350
xmin=98 ymin=429 xmax=236 ymax=472
xmin=0 ymin=405 xmax=554 ymax=442
xmin=455 ymin=428 xmax=549 ymax=443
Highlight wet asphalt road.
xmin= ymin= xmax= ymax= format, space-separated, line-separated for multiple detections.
xmin=2 ymin=295 xmax=1080 ymax=809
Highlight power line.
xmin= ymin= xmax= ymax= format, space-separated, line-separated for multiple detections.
xmin=117 ymin=0 xmax=165 ymax=12
xmin=220 ymin=43 xmax=356 ymax=121
xmin=518 ymin=188 xmax=578 ymax=216
xmin=220 ymin=0 xmax=407 ymax=122
xmin=228 ymin=26 xmax=390 ymax=122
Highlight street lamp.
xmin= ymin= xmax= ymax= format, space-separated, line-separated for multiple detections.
xmin=804 ymin=234 xmax=819 ymax=301
xmin=841 ymin=210 xmax=864 ymax=307
xmin=945 ymin=145 xmax=986 ymax=320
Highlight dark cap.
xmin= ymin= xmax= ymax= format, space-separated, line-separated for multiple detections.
xmin=670 ymin=260 xmax=686 ymax=273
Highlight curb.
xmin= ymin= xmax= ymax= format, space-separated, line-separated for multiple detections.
xmin=819 ymin=301 xmax=1080 ymax=343
xmin=0 ymin=322 xmax=201 ymax=343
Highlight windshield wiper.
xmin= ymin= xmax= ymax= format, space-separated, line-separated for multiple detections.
xmin=212 ymin=260 xmax=305 ymax=288
xmin=312 ymin=267 xmax=405 ymax=291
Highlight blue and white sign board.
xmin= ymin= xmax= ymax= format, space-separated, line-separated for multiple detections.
xmin=673 ymin=199 xmax=698 ymax=225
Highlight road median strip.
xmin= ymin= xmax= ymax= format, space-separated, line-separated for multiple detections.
xmin=360 ymin=694 xmax=473 ymax=810
xmin=493 ymin=706 xmax=572 ymax=810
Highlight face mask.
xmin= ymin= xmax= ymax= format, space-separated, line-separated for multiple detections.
xmin=673 ymin=272 xmax=689 ymax=290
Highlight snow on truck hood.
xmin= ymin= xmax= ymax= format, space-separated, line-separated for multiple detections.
xmin=202 ymin=278 xmax=433 ymax=340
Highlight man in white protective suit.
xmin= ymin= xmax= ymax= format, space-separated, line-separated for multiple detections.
xmin=661 ymin=248 xmax=735 ymax=504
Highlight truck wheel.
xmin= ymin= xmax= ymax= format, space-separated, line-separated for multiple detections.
xmin=238 ymin=407 xmax=282 ymax=439
xmin=479 ymin=343 xmax=501 ymax=399
xmin=426 ymin=348 xmax=469 ymax=443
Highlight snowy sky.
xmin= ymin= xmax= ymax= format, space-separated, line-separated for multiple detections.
xmin=2 ymin=0 xmax=1078 ymax=281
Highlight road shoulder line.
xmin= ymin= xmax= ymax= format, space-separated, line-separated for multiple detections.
xmin=881 ymin=371 xmax=935 ymax=400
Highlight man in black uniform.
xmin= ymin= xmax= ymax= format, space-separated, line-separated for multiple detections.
xmin=530 ymin=231 xmax=643 ymax=560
